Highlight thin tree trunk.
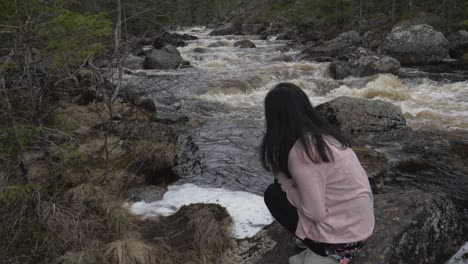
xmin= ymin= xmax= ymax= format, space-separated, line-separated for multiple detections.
xmin=391 ymin=0 xmax=397 ymax=23
xmin=360 ymin=0 xmax=363 ymax=19
xmin=359 ymin=0 xmax=363 ymax=31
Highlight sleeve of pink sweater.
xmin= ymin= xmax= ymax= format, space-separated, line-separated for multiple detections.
xmin=275 ymin=145 xmax=328 ymax=222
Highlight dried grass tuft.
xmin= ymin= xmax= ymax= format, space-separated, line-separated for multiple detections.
xmin=189 ymin=204 xmax=233 ymax=261
xmin=166 ymin=203 xmax=233 ymax=263
xmin=103 ymin=238 xmax=170 ymax=264
xmin=131 ymin=141 xmax=176 ymax=170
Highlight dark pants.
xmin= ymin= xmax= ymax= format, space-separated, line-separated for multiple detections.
xmin=264 ymin=182 xmax=366 ymax=259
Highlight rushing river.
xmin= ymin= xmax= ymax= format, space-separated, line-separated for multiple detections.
xmin=126 ymin=26 xmax=468 ymax=260
xmin=127 ymin=26 xmax=467 ymax=194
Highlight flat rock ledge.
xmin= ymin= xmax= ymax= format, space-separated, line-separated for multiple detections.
xmin=222 ymin=191 xmax=464 ymax=264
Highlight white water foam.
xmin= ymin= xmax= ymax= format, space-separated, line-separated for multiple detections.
xmin=126 ymin=183 xmax=274 ymax=239
xmin=331 ymin=74 xmax=468 ymax=131
xmin=447 ymin=242 xmax=468 ymax=264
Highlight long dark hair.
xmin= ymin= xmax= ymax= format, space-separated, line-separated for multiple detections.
xmin=261 ymin=82 xmax=349 ymax=176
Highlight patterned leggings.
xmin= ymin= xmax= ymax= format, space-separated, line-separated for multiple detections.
xmin=264 ymin=182 xmax=367 ymax=263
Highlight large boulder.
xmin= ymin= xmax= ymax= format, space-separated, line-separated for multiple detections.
xmin=210 ymin=23 xmax=241 ymax=36
xmin=448 ymin=30 xmax=468 ymax=58
xmin=315 ymin=96 xmax=409 ymax=144
xmin=299 ymin=31 xmax=362 ymax=61
xmin=330 ymin=47 xmax=401 ymax=79
xmin=223 ymin=192 xmax=464 ymax=264
xmin=143 ymin=47 xmax=183 ymax=70
xmin=381 ymin=24 xmax=450 ymax=65
xmin=234 ymin=40 xmax=256 ymax=48
xmin=353 ymin=192 xmax=463 ymax=264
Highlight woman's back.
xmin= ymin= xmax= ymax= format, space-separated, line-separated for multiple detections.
xmin=287 ymin=140 xmax=374 ymax=244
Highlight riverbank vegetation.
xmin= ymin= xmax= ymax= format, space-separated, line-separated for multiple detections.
xmin=0 ymin=0 xmax=232 ymax=263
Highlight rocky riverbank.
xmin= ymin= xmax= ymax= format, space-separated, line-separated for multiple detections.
xmin=115 ymin=24 xmax=468 ymax=263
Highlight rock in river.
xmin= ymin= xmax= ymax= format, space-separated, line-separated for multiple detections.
xmin=381 ymin=24 xmax=450 ymax=65
xmin=143 ymin=45 xmax=183 ymax=70
xmin=315 ymin=96 xmax=410 ymax=144
xmin=234 ymin=40 xmax=256 ymax=48
xmin=330 ymin=47 xmax=400 ymax=79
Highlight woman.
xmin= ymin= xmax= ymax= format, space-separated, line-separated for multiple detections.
xmin=261 ymin=83 xmax=374 ymax=264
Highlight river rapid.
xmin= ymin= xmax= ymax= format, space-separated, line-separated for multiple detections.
xmin=125 ymin=26 xmax=468 ymax=261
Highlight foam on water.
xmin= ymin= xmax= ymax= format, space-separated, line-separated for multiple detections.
xmin=447 ymin=242 xmax=468 ymax=264
xmin=126 ymin=183 xmax=274 ymax=239
xmin=331 ymin=74 xmax=468 ymax=130
xmin=195 ymin=78 xmax=327 ymax=111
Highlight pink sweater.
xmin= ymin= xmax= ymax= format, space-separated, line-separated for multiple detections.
xmin=276 ymin=139 xmax=375 ymax=244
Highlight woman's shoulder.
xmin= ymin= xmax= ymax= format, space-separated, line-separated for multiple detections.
xmin=288 ymin=135 xmax=350 ymax=163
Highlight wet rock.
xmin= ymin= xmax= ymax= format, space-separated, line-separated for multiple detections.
xmin=161 ymin=44 xmax=180 ymax=56
xmin=353 ymin=146 xmax=389 ymax=188
xmin=143 ymin=48 xmax=183 ymax=70
xmin=330 ymin=47 xmax=400 ymax=79
xmin=180 ymin=60 xmax=192 ymax=69
xmin=121 ymin=54 xmax=144 ymax=70
xmin=381 ymin=24 xmax=450 ymax=65
xmin=354 ymin=192 xmax=463 ymax=264
xmin=152 ymin=31 xmax=187 ymax=49
xmin=193 ymin=47 xmax=211 ymax=53
xmin=234 ymin=40 xmax=256 ymax=48
xmin=315 ymin=96 xmax=410 ymax=144
xmin=221 ymin=222 xmax=299 ymax=264
xmin=174 ymin=119 xmax=269 ymax=195
xmin=299 ymin=31 xmax=362 ymax=61
xmin=210 ymin=23 xmax=242 ymax=36
xmin=448 ymin=30 xmax=468 ymax=58
xmin=227 ymin=192 xmax=463 ymax=264
xmin=382 ymin=130 xmax=468 ymax=207
xmin=241 ymin=24 xmax=266 ymax=35
xmin=208 ymin=40 xmax=230 ymax=48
